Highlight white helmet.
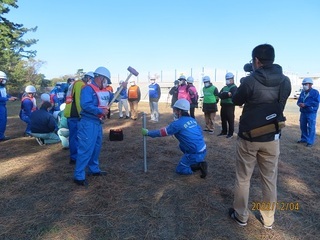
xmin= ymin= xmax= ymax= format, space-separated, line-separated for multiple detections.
xmin=302 ymin=78 xmax=313 ymax=85
xmin=178 ymin=75 xmax=186 ymax=81
xmin=41 ymin=93 xmax=50 ymax=102
xmin=84 ymin=71 xmax=94 ymax=78
xmin=149 ymin=74 xmax=156 ymax=80
xmin=94 ymin=66 xmax=111 ymax=83
xmin=25 ymin=85 xmax=36 ymax=93
xmin=203 ymin=76 xmax=211 ymax=83
xmin=173 ymin=99 xmax=190 ymax=111
xmin=0 ymin=71 xmax=7 ymax=80
xmin=225 ymin=72 xmax=234 ymax=79
xmin=186 ymin=76 xmax=194 ymax=83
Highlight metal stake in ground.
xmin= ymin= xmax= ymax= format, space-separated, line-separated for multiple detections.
xmin=108 ymin=66 xmax=139 ymax=108
xmin=142 ymin=112 xmax=147 ymax=172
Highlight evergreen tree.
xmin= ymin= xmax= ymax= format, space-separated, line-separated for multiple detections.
xmin=0 ymin=0 xmax=38 ymax=91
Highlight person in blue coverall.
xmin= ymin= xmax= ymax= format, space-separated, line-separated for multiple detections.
xmin=64 ymin=72 xmax=94 ymax=165
xmin=297 ymin=77 xmax=319 ymax=147
xmin=142 ymin=98 xmax=208 ymax=178
xmin=0 ymin=70 xmax=18 ymax=141
xmin=19 ymin=85 xmax=38 ymax=137
xmin=50 ymin=83 xmax=66 ymax=120
xmin=73 ymin=66 xmax=113 ymax=186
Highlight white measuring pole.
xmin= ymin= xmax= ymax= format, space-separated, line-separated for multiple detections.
xmin=142 ymin=112 xmax=147 ymax=172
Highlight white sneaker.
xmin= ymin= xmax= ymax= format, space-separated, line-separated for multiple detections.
xmin=259 ymin=215 xmax=273 ymax=229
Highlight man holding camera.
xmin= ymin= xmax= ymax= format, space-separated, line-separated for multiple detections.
xmin=229 ymin=44 xmax=291 ymax=229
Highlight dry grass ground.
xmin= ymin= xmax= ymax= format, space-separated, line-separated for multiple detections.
xmin=0 ymin=99 xmax=319 ymax=240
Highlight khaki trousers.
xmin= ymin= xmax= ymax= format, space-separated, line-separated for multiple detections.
xmin=129 ymin=100 xmax=139 ymax=120
xmin=204 ymin=112 xmax=216 ymax=131
xmin=233 ymin=137 xmax=279 ymax=226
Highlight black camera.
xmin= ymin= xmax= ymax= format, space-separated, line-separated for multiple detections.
xmin=243 ymin=63 xmax=253 ymax=73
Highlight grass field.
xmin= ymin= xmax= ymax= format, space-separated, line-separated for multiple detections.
xmin=0 ymin=99 xmax=319 ymax=240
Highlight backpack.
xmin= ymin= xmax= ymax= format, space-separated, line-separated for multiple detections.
xmin=187 ymin=85 xmax=199 ymax=106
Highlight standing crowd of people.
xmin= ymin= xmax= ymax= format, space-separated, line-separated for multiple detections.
xmin=1 ymin=43 xmax=319 ymax=229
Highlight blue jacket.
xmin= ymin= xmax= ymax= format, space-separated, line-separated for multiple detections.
xmin=80 ymin=82 xmax=112 ymax=123
xmin=20 ymin=97 xmax=37 ymax=119
xmin=117 ymin=87 xmax=128 ymax=99
xmin=148 ymin=83 xmax=161 ymax=101
xmin=50 ymin=87 xmax=66 ymax=103
xmin=147 ymin=116 xmax=206 ymax=154
xmin=297 ymin=88 xmax=319 ymax=114
xmin=51 ymin=94 xmax=61 ymax=112
xmin=0 ymin=86 xmax=10 ymax=106
xmin=30 ymin=108 xmax=57 ymax=133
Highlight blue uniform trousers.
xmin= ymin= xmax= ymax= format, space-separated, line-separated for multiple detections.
xmin=176 ymin=150 xmax=207 ymax=175
xmin=0 ymin=105 xmax=7 ymax=139
xmin=67 ymin=118 xmax=79 ymax=161
xmin=20 ymin=114 xmax=31 ymax=134
xmin=300 ymin=112 xmax=317 ymax=145
xmin=74 ymin=118 xmax=103 ymax=181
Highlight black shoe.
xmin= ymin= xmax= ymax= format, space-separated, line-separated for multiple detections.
xmin=87 ymin=171 xmax=107 ymax=176
xmin=226 ymin=134 xmax=234 ymax=139
xmin=69 ymin=159 xmax=76 ymax=165
xmin=125 ymin=116 xmax=130 ymax=119
xmin=0 ymin=136 xmax=10 ymax=142
xmin=306 ymin=143 xmax=313 ymax=147
xmin=217 ymin=132 xmax=227 ymax=136
xmin=74 ymin=179 xmax=88 ymax=186
xmin=23 ymin=133 xmax=33 ymax=138
xmin=190 ymin=163 xmax=201 ymax=172
xmin=119 ymin=116 xmax=123 ymax=119
xmin=297 ymin=140 xmax=306 ymax=144
xmin=229 ymin=208 xmax=247 ymax=226
xmin=199 ymin=162 xmax=208 ymax=178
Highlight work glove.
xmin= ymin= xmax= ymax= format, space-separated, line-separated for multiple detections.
xmin=141 ymin=128 xmax=149 ymax=136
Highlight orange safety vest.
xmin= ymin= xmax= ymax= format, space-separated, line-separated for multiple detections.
xmin=104 ymin=85 xmax=113 ymax=93
xmin=21 ymin=96 xmax=37 ymax=112
xmin=128 ymin=85 xmax=139 ymax=99
xmin=88 ymin=83 xmax=110 ymax=113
